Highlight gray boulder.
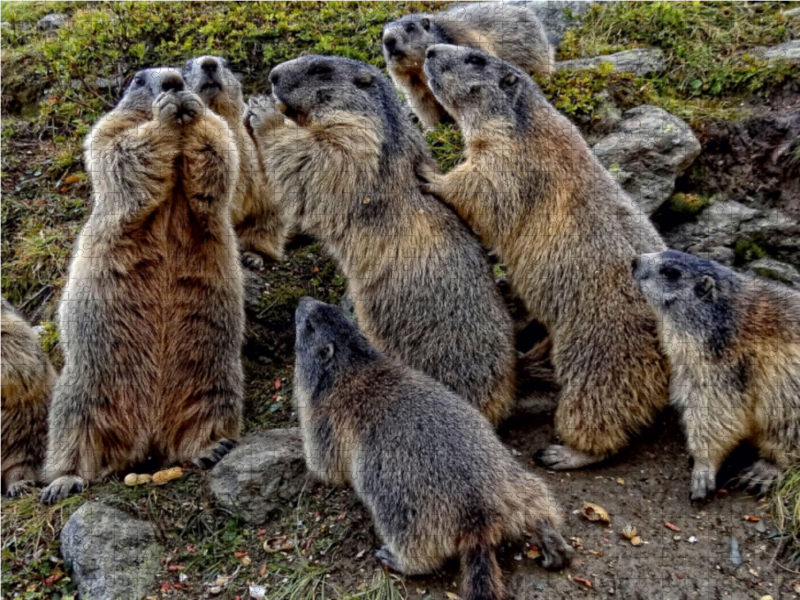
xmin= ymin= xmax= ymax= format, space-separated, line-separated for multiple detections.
xmin=557 ymin=48 xmax=666 ymax=77
xmin=60 ymin=502 xmax=162 ymax=600
xmin=751 ymin=40 xmax=800 ymax=65
xmin=511 ymin=1 xmax=593 ymax=39
xmin=37 ymin=13 xmax=67 ymax=31
xmin=747 ymin=257 xmax=800 ymax=288
xmin=209 ymin=428 xmax=308 ymax=524
xmin=663 ymin=200 xmax=800 ymax=267
xmin=593 ymin=105 xmax=701 ymax=214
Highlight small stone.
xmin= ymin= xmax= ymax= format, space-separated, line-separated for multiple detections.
xmin=37 ymin=13 xmax=67 ymax=30
xmin=688 ymin=536 xmax=698 ymax=544
xmin=557 ymin=48 xmax=666 ymax=77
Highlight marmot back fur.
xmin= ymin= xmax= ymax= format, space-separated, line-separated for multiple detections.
xmin=1 ymin=299 xmax=55 ymax=497
xmin=293 ymin=297 xmax=572 ymax=600
xmin=184 ymin=55 xmax=286 ymax=269
xmin=39 ymin=68 xmax=244 ymax=504
xmin=246 ymin=55 xmax=517 ymax=425
xmin=383 ymin=3 xmax=554 ymax=129
xmin=634 ymin=250 xmax=800 ymax=502
xmin=420 ymin=45 xmax=670 ymax=469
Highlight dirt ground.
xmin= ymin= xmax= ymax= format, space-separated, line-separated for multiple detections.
xmin=296 ymin=404 xmax=797 ymax=600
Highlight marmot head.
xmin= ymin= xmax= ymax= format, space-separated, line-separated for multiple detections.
xmin=268 ymin=55 xmax=399 ymax=128
xmin=424 ymin=44 xmax=536 ymax=133
xmin=294 ymin=297 xmax=378 ymax=395
xmin=183 ymin=55 xmax=244 ymax=118
xmin=118 ymin=67 xmax=184 ymax=114
xmin=382 ymin=14 xmax=436 ymax=69
xmin=633 ymin=251 xmax=738 ymax=352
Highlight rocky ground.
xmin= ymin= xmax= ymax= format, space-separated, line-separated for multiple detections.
xmin=2 ymin=2 xmax=800 ymax=600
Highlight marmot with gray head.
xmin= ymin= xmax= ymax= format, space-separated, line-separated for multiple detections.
xmin=383 ymin=3 xmax=554 ymax=129
xmin=246 ymin=55 xmax=517 ymax=425
xmin=39 ymin=68 xmax=244 ymax=504
xmin=293 ymin=297 xmax=572 ymax=600
xmin=419 ymin=45 xmax=670 ymax=469
xmin=183 ymin=55 xmax=286 ymax=269
xmin=1 ymin=299 xmax=55 ymax=497
xmin=633 ymin=250 xmax=800 ymax=502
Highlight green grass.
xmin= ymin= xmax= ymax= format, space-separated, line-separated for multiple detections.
xmin=771 ymin=464 xmax=800 ymax=567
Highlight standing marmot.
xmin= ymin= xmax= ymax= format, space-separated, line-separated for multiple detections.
xmin=183 ymin=55 xmax=286 ymax=269
xmin=1 ymin=299 xmax=55 ymax=497
xmin=246 ymin=55 xmax=516 ymax=425
xmin=420 ymin=46 xmax=670 ymax=469
xmin=294 ymin=297 xmax=572 ymax=600
xmin=382 ymin=3 xmax=554 ymax=129
xmin=633 ymin=250 xmax=800 ymax=502
xmin=39 ymin=68 xmax=244 ymax=504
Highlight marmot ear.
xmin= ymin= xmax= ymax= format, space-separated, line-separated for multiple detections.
xmin=420 ymin=17 xmax=431 ymax=31
xmin=500 ymin=72 xmax=519 ymax=89
xmin=354 ymin=70 xmax=374 ymax=88
xmin=320 ymin=343 xmax=335 ymax=363
xmin=695 ymin=276 xmax=716 ymax=301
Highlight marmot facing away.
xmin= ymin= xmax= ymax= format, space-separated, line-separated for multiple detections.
xmin=183 ymin=55 xmax=286 ymax=269
xmin=634 ymin=250 xmax=800 ymax=502
xmin=1 ymin=299 xmax=55 ymax=497
xmin=39 ymin=68 xmax=244 ymax=504
xmin=293 ymin=297 xmax=572 ymax=600
xmin=246 ymin=55 xmax=517 ymax=425
xmin=420 ymin=45 xmax=670 ymax=468
xmin=382 ymin=3 xmax=554 ymax=129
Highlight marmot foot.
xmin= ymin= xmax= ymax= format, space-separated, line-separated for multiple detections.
xmin=39 ymin=475 xmax=86 ymax=505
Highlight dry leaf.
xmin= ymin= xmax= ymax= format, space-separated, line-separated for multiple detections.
xmin=445 ymin=593 xmax=461 ymax=600
xmin=527 ymin=547 xmax=541 ymax=559
xmin=152 ymin=467 xmax=182 ymax=485
xmin=744 ymin=515 xmax=761 ymax=522
xmin=665 ymin=522 xmax=681 ymax=531
xmin=582 ymin=503 xmax=611 ymax=523
xmin=234 ymin=551 xmax=247 ymax=558
xmin=574 ymin=577 xmax=593 ymax=588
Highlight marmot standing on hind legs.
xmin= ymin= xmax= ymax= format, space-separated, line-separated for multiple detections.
xmin=420 ymin=45 xmax=670 ymax=469
xmin=245 ymin=55 xmax=517 ymax=425
xmin=183 ymin=55 xmax=286 ymax=269
xmin=383 ymin=3 xmax=554 ymax=129
xmin=634 ymin=250 xmax=800 ymax=502
xmin=39 ymin=68 xmax=244 ymax=504
xmin=293 ymin=297 xmax=572 ymax=600
xmin=1 ymin=299 xmax=55 ymax=497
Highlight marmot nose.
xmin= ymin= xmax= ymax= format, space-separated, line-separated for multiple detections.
xmin=384 ymin=36 xmax=397 ymax=52
xmin=201 ymin=58 xmax=218 ymax=73
xmin=426 ymin=48 xmax=436 ymax=60
xmin=631 ymin=257 xmax=640 ymax=274
xmin=161 ymin=75 xmax=184 ymax=93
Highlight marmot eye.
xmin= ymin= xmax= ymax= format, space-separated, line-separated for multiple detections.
xmin=466 ymin=55 xmax=487 ymax=66
xmin=309 ymin=64 xmax=333 ymax=76
xmin=405 ymin=23 xmax=416 ymax=32
xmin=659 ymin=266 xmax=681 ymax=280
xmin=134 ymin=76 xmax=145 ymax=86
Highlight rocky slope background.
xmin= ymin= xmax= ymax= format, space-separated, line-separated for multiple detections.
xmin=1 ymin=2 xmax=799 ymax=599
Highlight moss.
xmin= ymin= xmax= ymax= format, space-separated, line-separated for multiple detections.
xmin=751 ymin=267 xmax=795 ymax=287
xmin=733 ymin=236 xmax=768 ymax=265
xmin=668 ymin=193 xmax=713 ymax=216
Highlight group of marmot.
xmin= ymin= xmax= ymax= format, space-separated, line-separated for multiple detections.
xmin=2 ymin=4 xmax=798 ymax=599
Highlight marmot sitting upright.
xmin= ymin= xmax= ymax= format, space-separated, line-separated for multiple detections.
xmin=39 ymin=68 xmax=244 ymax=504
xmin=383 ymin=3 xmax=554 ymax=129
xmin=246 ymin=55 xmax=517 ymax=425
xmin=183 ymin=55 xmax=286 ymax=269
xmin=293 ymin=297 xmax=572 ymax=600
xmin=1 ymin=299 xmax=55 ymax=497
xmin=419 ymin=45 xmax=670 ymax=469
xmin=634 ymin=250 xmax=800 ymax=502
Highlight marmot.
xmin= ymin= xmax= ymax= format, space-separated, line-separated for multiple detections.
xmin=382 ymin=3 xmax=554 ymax=130
xmin=1 ymin=299 xmax=55 ymax=497
xmin=246 ymin=55 xmax=517 ymax=425
xmin=419 ymin=45 xmax=670 ymax=469
xmin=293 ymin=297 xmax=572 ymax=600
xmin=633 ymin=250 xmax=800 ymax=502
xmin=39 ymin=68 xmax=244 ymax=504
xmin=183 ymin=55 xmax=286 ymax=269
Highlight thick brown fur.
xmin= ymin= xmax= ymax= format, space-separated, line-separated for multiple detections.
xmin=247 ymin=55 xmax=517 ymax=425
xmin=184 ymin=55 xmax=286 ymax=269
xmin=383 ymin=3 xmax=554 ymax=129
xmin=39 ymin=68 xmax=244 ymax=504
xmin=420 ymin=46 xmax=670 ymax=469
xmin=1 ymin=299 xmax=55 ymax=497
xmin=634 ymin=250 xmax=800 ymax=502
xmin=293 ymin=298 xmax=572 ymax=600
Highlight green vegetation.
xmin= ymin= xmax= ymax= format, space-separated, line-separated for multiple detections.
xmin=772 ymin=464 xmax=800 ymax=567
